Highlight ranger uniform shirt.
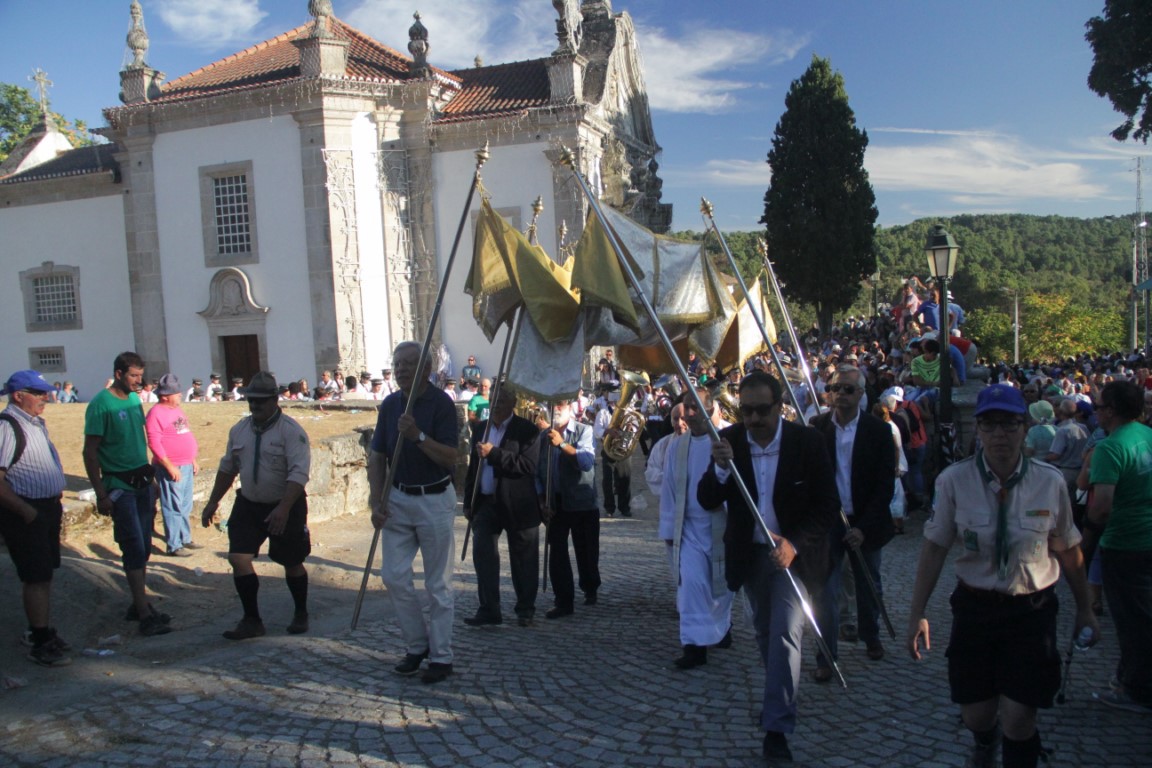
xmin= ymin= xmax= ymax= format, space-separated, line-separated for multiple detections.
xmin=925 ymin=453 xmax=1081 ymax=595
xmin=218 ymin=410 xmax=311 ymax=503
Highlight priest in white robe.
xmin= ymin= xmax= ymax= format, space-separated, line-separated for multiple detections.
xmin=659 ymin=386 xmax=734 ymax=669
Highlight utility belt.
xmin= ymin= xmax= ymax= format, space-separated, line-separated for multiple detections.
xmin=393 ymin=476 xmax=452 ymax=496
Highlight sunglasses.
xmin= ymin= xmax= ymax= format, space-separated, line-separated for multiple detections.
xmin=976 ymin=419 xmax=1024 ymax=434
xmin=739 ymin=402 xmax=778 ymax=417
xmin=827 ymin=384 xmax=859 ymax=394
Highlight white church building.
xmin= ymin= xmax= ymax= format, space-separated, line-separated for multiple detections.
xmin=0 ymin=0 xmax=670 ymax=397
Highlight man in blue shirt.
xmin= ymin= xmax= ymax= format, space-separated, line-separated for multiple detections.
xmin=368 ymin=341 xmax=461 ymax=684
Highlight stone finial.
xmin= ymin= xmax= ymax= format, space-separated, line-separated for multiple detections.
xmin=552 ymin=0 xmax=583 ymax=55
xmin=126 ymin=0 xmax=149 ymax=70
xmin=474 ymin=54 xmax=483 ymax=68
xmin=408 ymin=12 xmax=431 ymax=79
xmin=309 ymin=0 xmax=335 ymax=38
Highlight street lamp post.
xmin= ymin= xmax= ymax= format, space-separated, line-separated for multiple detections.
xmin=925 ymin=224 xmax=960 ymax=470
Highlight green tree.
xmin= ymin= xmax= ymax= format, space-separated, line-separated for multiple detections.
xmin=1086 ymin=0 xmax=1152 ymax=142
xmin=761 ymin=55 xmax=878 ymax=335
xmin=0 ymin=83 xmax=94 ymax=164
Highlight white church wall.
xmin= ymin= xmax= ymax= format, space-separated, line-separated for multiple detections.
xmin=350 ymin=112 xmax=392 ymax=376
xmin=0 ymin=194 xmax=133 ymax=399
xmin=431 ymin=141 xmax=559 ymax=381
xmin=152 ymin=115 xmax=317 ymax=384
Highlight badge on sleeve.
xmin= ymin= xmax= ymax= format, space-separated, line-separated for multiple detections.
xmin=963 ymin=529 xmax=979 ymax=551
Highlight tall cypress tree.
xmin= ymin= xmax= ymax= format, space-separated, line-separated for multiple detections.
xmin=761 ymin=56 xmax=878 ymax=336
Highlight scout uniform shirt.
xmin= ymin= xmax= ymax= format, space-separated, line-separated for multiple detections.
xmin=925 ymin=453 xmax=1081 ymax=595
xmin=219 ymin=411 xmax=311 ymax=503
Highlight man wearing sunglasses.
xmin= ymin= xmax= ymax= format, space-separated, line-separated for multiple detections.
xmin=811 ymin=365 xmax=897 ymax=681
xmin=908 ymin=384 xmax=1097 ymax=768
xmin=698 ymin=371 xmax=838 ymax=763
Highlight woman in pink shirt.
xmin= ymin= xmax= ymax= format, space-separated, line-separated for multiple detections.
xmin=146 ymin=374 xmax=200 ymax=556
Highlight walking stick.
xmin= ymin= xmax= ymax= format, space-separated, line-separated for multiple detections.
xmin=562 ymin=152 xmax=845 ymax=687
xmin=351 ymin=144 xmax=489 ymax=630
xmin=837 ymin=508 xmax=897 ymax=640
xmin=541 ymin=403 xmax=555 ymax=592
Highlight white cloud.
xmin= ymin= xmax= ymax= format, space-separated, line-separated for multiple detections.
xmin=663 ymin=158 xmax=770 ymax=188
xmin=865 ymin=134 xmax=1108 ymax=203
xmin=637 ymin=26 xmax=807 ymax=114
xmin=154 ymin=0 xmax=267 ymax=48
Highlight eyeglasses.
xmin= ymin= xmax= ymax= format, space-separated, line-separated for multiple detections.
xmin=739 ymin=402 xmax=778 ymax=417
xmin=976 ymin=419 xmax=1024 ymax=434
xmin=20 ymin=390 xmax=50 ymax=399
xmin=827 ymin=384 xmax=858 ymax=394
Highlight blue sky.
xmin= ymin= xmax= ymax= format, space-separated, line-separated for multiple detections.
xmin=1 ymin=0 xmax=1147 ymax=231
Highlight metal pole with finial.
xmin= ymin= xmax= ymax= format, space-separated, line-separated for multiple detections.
xmin=352 ymin=143 xmax=490 ymax=630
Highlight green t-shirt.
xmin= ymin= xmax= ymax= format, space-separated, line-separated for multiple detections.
xmin=468 ymin=395 xmax=490 ymax=422
xmin=911 ymin=354 xmax=940 ymax=386
xmin=1088 ymin=419 xmax=1152 ymax=551
xmin=84 ymin=388 xmax=148 ymax=491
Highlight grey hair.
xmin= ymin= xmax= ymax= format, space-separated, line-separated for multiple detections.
xmin=833 ymin=363 xmax=867 ymax=389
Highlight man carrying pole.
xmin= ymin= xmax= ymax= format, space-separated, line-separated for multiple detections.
xmin=368 ymin=342 xmax=462 ymax=684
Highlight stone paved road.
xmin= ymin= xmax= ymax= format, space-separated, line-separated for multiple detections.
xmin=0 ymin=464 xmax=1147 ymax=767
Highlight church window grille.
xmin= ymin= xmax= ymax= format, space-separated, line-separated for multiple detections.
xmin=200 ymin=161 xmax=258 ymax=267
xmin=20 ymin=262 xmax=82 ymax=332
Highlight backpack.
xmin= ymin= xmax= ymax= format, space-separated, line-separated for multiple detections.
xmin=897 ymin=400 xmax=927 ymax=449
xmin=0 ymin=413 xmax=27 ymax=470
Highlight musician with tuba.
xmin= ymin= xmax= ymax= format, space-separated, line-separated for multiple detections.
xmin=594 ymin=370 xmax=650 ymax=518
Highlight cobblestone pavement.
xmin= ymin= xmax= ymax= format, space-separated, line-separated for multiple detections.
xmin=0 ymin=459 xmax=1148 ymax=767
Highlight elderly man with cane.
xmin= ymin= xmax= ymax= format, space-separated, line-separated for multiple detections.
xmin=908 ymin=384 xmax=1098 ymax=768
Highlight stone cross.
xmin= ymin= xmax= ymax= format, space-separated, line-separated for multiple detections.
xmin=29 ymin=68 xmax=52 ymax=115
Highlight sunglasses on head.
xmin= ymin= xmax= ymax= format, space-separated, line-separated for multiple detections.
xmin=828 ymin=384 xmax=858 ymax=394
xmin=739 ymin=402 xmax=777 ymax=417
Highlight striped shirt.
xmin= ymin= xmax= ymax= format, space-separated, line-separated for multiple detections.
xmin=0 ymin=405 xmax=66 ymax=499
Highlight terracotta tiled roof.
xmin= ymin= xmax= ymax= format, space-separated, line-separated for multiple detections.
xmin=438 ymin=59 xmax=551 ymax=123
xmin=0 ymin=143 xmax=119 ymax=185
xmin=152 ymin=18 xmax=460 ymax=105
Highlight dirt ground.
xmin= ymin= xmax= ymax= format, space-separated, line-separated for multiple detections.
xmin=0 ymin=399 xmax=388 ymax=686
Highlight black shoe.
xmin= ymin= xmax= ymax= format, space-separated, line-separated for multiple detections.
xmin=604 ymin=509 xmax=615 ymax=517
xmin=394 ymin=649 xmax=429 ymax=676
xmin=463 ymin=613 xmax=503 ymax=626
xmin=620 ymin=510 xmax=632 ymax=518
xmin=182 ymin=542 xmax=205 ymax=550
xmin=125 ymin=603 xmax=171 ymax=624
xmin=673 ymin=645 xmax=707 ymax=670
xmin=839 ymin=623 xmax=858 ymax=643
xmin=27 ymin=642 xmax=72 ymax=668
xmin=763 ymin=731 xmax=793 ymax=762
xmin=287 ymin=612 xmax=309 ymax=635
xmin=583 ymin=592 xmax=598 ymax=606
xmin=421 ymin=662 xmax=453 ymax=684
xmin=140 ymin=613 xmax=174 ymax=637
xmin=866 ymin=640 xmax=885 ymax=660
xmin=545 ymin=605 xmax=574 ymax=619
xmin=221 ymin=617 xmax=264 ymax=640
xmin=716 ymin=626 xmax=733 ymax=649
xmin=517 ymin=616 xmax=534 ymax=627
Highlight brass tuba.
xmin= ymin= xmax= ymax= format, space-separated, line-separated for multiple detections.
xmin=714 ymin=387 xmax=743 ymax=424
xmin=601 ymin=369 xmax=650 ymax=461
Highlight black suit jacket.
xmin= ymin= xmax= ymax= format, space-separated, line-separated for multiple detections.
xmin=697 ymin=420 xmax=838 ymax=593
xmin=464 ymin=415 xmax=541 ymax=530
xmin=811 ymin=411 xmax=897 ymax=552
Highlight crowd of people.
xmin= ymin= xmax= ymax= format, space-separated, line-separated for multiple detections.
xmin=2 ymin=309 xmax=1151 ymax=766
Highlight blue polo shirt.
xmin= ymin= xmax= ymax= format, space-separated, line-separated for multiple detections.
xmin=371 ymin=385 xmax=459 ymax=486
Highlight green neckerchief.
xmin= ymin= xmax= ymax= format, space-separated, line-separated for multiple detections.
xmin=976 ymin=451 xmax=1028 ymax=581
xmin=251 ymin=409 xmax=283 ymax=485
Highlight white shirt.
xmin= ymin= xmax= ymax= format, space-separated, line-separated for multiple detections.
xmin=832 ymin=413 xmax=859 ymax=517
xmin=715 ymin=427 xmax=783 ymax=544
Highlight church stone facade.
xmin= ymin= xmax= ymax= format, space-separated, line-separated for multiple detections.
xmin=0 ymin=0 xmax=669 ymax=396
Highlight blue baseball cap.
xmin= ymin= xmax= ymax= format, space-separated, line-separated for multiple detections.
xmin=3 ymin=370 xmax=54 ymax=395
xmin=974 ymin=384 xmax=1027 ymax=417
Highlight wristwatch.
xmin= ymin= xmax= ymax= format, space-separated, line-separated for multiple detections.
xmin=416 ymin=431 xmax=427 ymax=444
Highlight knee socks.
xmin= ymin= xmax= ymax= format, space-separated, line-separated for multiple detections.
xmin=234 ymin=573 xmax=260 ymax=619
xmin=286 ymin=572 xmax=308 ymax=614
xmin=1002 ymin=730 xmax=1042 ymax=768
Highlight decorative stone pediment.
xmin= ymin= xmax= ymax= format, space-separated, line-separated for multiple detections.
xmin=199 ymin=267 xmax=269 ymax=321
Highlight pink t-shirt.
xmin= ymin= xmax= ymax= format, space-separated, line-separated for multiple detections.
xmin=145 ymin=404 xmax=199 ymax=466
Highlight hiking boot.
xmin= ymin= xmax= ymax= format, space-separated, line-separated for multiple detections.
xmin=22 ymin=628 xmax=72 ymax=653
xmin=139 ymin=613 xmax=173 ymax=637
xmin=125 ymin=603 xmax=171 ymax=624
xmin=27 ymin=642 xmax=71 ymax=668
xmin=286 ymin=612 xmax=309 ymax=635
xmin=222 ymin=617 xmax=265 ymax=641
